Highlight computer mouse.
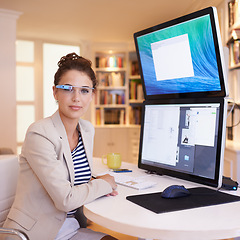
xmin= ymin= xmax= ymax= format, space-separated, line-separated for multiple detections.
xmin=161 ymin=185 xmax=190 ymax=199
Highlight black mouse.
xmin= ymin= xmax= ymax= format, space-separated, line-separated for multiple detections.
xmin=161 ymin=185 xmax=190 ymax=199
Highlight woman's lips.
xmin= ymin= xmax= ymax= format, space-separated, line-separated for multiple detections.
xmin=70 ymin=105 xmax=82 ymax=110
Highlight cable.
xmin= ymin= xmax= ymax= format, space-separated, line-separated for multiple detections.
xmin=226 ymin=97 xmax=235 ymax=119
xmin=226 ymin=98 xmax=240 ymax=128
xmin=231 ymin=102 xmax=240 ymax=127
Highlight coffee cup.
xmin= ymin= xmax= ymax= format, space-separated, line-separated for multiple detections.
xmin=102 ymin=153 xmax=122 ymax=169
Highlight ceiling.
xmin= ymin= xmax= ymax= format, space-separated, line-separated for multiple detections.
xmin=0 ymin=0 xmax=224 ymax=44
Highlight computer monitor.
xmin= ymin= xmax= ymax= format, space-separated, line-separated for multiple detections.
xmin=134 ymin=7 xmax=228 ymax=99
xmin=138 ymin=98 xmax=227 ymax=188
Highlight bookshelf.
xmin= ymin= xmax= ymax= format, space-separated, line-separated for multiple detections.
xmin=94 ymin=51 xmax=127 ymax=126
xmin=91 ymin=49 xmax=143 ymax=163
xmin=128 ymin=51 xmax=144 ymax=125
xmin=93 ymin=50 xmax=144 ymax=127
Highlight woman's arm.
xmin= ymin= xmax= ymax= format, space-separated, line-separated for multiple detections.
xmin=21 ymin=121 xmax=113 ymax=212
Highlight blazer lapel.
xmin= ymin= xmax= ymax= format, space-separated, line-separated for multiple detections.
xmin=51 ymin=111 xmax=75 ymax=185
xmin=78 ymin=119 xmax=93 ymax=170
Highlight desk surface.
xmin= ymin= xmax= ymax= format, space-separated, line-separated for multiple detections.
xmin=84 ymin=158 xmax=240 ymax=240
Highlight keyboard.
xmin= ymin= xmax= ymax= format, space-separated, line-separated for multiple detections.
xmin=112 ymin=174 xmax=157 ymax=190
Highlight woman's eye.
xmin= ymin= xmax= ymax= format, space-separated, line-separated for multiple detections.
xmin=81 ymin=88 xmax=89 ymax=94
xmin=64 ymin=87 xmax=73 ymax=92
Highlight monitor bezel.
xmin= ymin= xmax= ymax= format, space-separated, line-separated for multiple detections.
xmin=138 ymin=97 xmax=227 ymax=188
xmin=134 ymin=7 xmax=228 ymax=100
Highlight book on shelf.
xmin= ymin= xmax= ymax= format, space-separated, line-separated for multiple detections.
xmin=95 ymin=56 xmax=124 ymax=68
xmin=137 ymin=84 xmax=144 ymax=101
xmin=112 ymin=72 xmax=124 ymax=86
xmin=119 ymin=109 xmax=125 ymax=125
xmin=229 ymin=0 xmax=235 ymax=27
xmin=130 ymin=60 xmax=140 ymax=75
xmin=130 ymin=79 xmax=143 ymax=101
xmin=97 ymin=72 xmax=125 ymax=87
xmin=104 ymin=109 xmax=125 ymax=125
xmin=228 ymin=0 xmax=240 ymax=28
xmin=229 ymin=40 xmax=240 ymax=66
xmin=117 ymin=57 xmax=123 ymax=68
xmin=129 ymin=106 xmax=142 ymax=125
xmin=96 ymin=108 xmax=101 ymax=125
xmin=100 ymin=90 xmax=125 ymax=105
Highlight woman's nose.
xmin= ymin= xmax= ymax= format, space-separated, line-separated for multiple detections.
xmin=72 ymin=89 xmax=81 ymax=102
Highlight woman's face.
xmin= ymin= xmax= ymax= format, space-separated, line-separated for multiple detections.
xmin=53 ymin=69 xmax=93 ymax=122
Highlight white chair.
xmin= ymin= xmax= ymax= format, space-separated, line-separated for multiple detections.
xmin=0 ymin=155 xmax=29 ymax=240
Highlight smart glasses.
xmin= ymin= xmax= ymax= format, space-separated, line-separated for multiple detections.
xmin=56 ymin=85 xmax=94 ymax=96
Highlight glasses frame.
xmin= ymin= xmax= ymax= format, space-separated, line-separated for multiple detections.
xmin=56 ymin=85 xmax=94 ymax=96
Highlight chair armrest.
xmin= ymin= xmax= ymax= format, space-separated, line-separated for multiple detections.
xmin=0 ymin=227 xmax=29 ymax=240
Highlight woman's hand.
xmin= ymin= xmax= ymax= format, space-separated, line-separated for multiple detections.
xmin=96 ymin=174 xmax=118 ymax=196
xmin=106 ymin=190 xmax=118 ymax=197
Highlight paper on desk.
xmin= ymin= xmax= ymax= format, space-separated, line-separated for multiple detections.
xmin=92 ymin=170 xmax=111 ymax=177
xmin=93 ymin=170 xmax=157 ymax=189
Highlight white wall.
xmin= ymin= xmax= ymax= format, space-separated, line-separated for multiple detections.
xmin=0 ymin=9 xmax=21 ymax=153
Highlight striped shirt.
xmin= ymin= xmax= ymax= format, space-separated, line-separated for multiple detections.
xmin=68 ymin=131 xmax=91 ymax=215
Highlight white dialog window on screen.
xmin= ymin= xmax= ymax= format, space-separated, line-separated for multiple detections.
xmin=190 ymin=108 xmax=217 ymax=147
xmin=151 ymin=34 xmax=194 ymax=81
xmin=142 ymin=106 xmax=180 ymax=166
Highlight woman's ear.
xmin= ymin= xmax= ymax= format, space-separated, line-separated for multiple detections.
xmin=53 ymin=86 xmax=58 ymax=101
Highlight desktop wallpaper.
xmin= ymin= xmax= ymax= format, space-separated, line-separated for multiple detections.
xmin=137 ymin=14 xmax=222 ymax=96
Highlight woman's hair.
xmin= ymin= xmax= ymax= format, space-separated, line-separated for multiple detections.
xmin=54 ymin=52 xmax=98 ymax=90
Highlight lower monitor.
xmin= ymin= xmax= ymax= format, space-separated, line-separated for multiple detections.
xmin=138 ymin=97 xmax=227 ymax=188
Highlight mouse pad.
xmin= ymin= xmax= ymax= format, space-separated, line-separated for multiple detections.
xmin=126 ymin=187 xmax=240 ymax=214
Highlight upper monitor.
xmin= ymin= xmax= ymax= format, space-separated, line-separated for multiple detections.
xmin=134 ymin=7 xmax=228 ymax=99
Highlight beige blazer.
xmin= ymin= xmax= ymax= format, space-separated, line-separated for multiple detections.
xmin=4 ymin=111 xmax=112 ymax=240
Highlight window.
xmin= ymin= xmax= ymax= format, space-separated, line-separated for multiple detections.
xmin=16 ymin=40 xmax=80 ymax=153
xmin=16 ymin=40 xmax=35 ymax=153
xmin=43 ymin=43 xmax=80 ymax=117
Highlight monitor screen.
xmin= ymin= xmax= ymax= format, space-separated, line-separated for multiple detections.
xmin=134 ymin=7 xmax=228 ymax=99
xmin=138 ymin=98 xmax=227 ymax=188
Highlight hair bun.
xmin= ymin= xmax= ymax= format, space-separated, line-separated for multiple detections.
xmin=57 ymin=52 xmax=82 ymax=67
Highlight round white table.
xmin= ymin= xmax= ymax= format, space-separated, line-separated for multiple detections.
xmin=84 ymin=158 xmax=240 ymax=240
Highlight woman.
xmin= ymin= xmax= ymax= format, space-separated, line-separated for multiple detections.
xmin=4 ymin=53 xmax=118 ymax=240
